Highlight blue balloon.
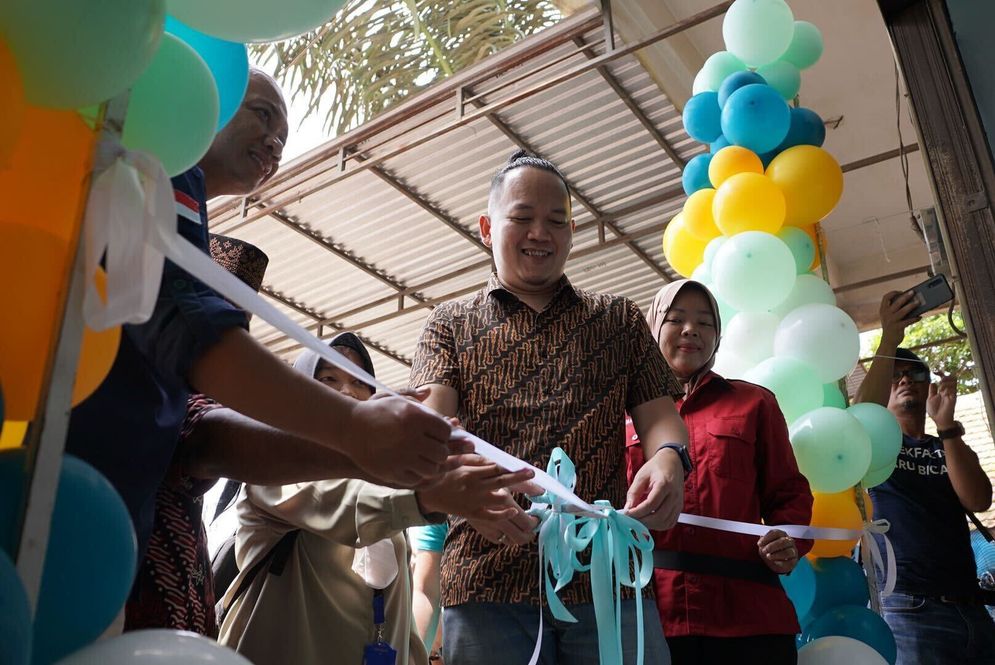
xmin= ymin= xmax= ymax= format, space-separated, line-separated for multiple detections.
xmin=0 ymin=450 xmax=138 ymax=665
xmin=683 ymin=91 xmax=723 ymax=143
xmin=720 ymin=83 xmax=791 ymax=154
xmin=0 ymin=549 xmax=30 ymax=665
xmin=809 ymin=557 xmax=870 ymax=619
xmin=776 ymin=106 xmax=826 ymax=152
xmin=165 ymin=15 xmax=249 ymax=131
xmin=682 ymin=153 xmax=713 ymax=195
xmin=710 ymin=135 xmax=730 ymax=154
xmin=717 ymin=70 xmax=767 ymax=108
xmin=780 ymin=556 xmax=816 ymax=622
xmin=801 ymin=605 xmax=897 ymax=665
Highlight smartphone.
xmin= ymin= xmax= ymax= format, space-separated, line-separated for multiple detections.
xmin=903 ymin=274 xmax=954 ymax=318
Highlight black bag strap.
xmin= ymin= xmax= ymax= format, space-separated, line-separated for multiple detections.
xmin=968 ymin=511 xmax=994 ymax=543
xmin=216 ymin=530 xmax=299 ymax=624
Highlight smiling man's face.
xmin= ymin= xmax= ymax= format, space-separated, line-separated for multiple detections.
xmin=199 ymin=70 xmax=289 ymax=199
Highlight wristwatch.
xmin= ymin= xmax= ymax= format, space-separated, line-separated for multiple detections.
xmin=655 ymin=444 xmax=693 ymax=475
xmin=936 ymin=421 xmax=965 ymax=440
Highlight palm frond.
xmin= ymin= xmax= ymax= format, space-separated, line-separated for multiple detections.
xmin=252 ymin=0 xmax=562 ymax=136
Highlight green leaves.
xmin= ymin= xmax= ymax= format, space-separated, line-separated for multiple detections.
xmin=252 ymin=0 xmax=561 ymax=136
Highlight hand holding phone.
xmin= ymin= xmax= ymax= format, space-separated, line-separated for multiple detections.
xmin=902 ymin=274 xmax=954 ymax=319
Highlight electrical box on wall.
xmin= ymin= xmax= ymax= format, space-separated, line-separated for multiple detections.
xmin=915 ymin=207 xmax=951 ymax=277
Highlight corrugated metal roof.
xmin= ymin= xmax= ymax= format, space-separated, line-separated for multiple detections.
xmin=209 ymin=9 xmax=696 ymax=388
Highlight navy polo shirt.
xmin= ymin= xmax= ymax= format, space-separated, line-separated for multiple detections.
xmin=869 ymin=433 xmax=979 ymax=596
xmin=66 ymin=167 xmax=247 ymax=558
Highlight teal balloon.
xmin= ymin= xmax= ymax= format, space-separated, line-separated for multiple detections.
xmin=780 ymin=557 xmax=816 ymax=622
xmin=848 ymin=402 xmax=903 ymax=472
xmin=757 ymin=59 xmax=801 ymax=100
xmin=776 ymin=107 xmax=826 ymax=152
xmin=721 ymin=84 xmax=791 ymax=154
xmin=165 ymin=16 xmax=249 ymax=131
xmin=717 ymin=70 xmax=766 ymax=108
xmin=123 ymin=34 xmax=219 ymax=176
xmin=782 ymin=20 xmax=824 ymax=70
xmin=769 ymin=274 xmax=836 ymax=318
xmin=822 ymin=382 xmax=847 ymax=409
xmin=777 ymin=227 xmax=816 ymax=274
xmin=0 ymin=0 xmax=164 ymax=108
xmin=0 ymin=450 xmax=138 ymax=665
xmin=808 ymin=557 xmax=870 ymax=619
xmin=710 ymin=135 xmax=731 ymax=154
xmin=774 ymin=304 xmax=859 ymax=383
xmin=696 ymin=51 xmax=746 ymax=92
xmin=0 ymin=549 xmax=30 ymax=665
xmin=167 ymin=0 xmax=345 ymax=43
xmin=863 ymin=460 xmax=897 ymax=488
xmin=801 ymin=605 xmax=897 ymax=665
xmin=722 ymin=0 xmax=795 ymax=67
xmin=789 ymin=407 xmax=872 ymax=493
xmin=682 ymin=153 xmax=713 ymax=195
xmin=683 ymin=92 xmax=723 ymax=143
xmin=712 ymin=231 xmax=796 ymax=312
xmin=744 ymin=356 xmax=823 ymax=423
xmin=703 ymin=236 xmax=726 ymax=268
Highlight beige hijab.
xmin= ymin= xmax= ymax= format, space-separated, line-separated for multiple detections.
xmin=646 ymin=279 xmax=722 ymax=391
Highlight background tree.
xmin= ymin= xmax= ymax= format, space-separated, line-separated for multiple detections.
xmin=253 ymin=0 xmax=563 ymax=136
xmin=864 ymin=309 xmax=977 ymax=395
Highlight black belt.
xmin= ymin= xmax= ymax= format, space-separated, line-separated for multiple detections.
xmin=653 ymin=550 xmax=780 ymax=588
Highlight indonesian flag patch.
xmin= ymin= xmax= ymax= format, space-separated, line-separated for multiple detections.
xmin=175 ymin=190 xmax=202 ymax=225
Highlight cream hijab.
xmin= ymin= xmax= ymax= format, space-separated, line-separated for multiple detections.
xmin=646 ymin=279 xmax=722 ymax=391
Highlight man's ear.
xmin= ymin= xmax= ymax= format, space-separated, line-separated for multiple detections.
xmin=479 ymin=215 xmax=493 ymax=247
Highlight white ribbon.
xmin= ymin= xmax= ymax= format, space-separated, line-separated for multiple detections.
xmin=82 ymin=140 xmax=173 ymax=331
xmin=82 ymin=146 xmax=897 ymax=597
xmin=860 ymin=519 xmax=897 ymax=597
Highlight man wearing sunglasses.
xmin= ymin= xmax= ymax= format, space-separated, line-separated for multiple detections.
xmin=856 ymin=290 xmax=995 ymax=665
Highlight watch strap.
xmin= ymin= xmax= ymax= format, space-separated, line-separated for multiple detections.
xmin=937 ymin=421 xmax=965 ymax=440
xmin=655 ymin=443 xmax=692 ymax=474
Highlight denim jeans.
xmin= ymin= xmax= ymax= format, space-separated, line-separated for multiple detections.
xmin=441 ymin=599 xmax=670 ymax=665
xmin=881 ymin=591 xmax=995 ymax=665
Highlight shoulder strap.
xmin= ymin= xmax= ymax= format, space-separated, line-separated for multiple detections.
xmin=968 ymin=510 xmax=994 ymax=543
xmin=216 ymin=529 xmax=299 ymax=624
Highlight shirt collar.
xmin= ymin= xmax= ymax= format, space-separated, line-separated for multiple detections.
xmin=484 ymin=272 xmax=579 ymax=304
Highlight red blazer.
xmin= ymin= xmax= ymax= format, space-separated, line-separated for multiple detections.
xmin=626 ymin=371 xmax=813 ymax=638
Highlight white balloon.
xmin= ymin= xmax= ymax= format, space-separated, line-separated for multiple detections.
xmin=712 ymin=231 xmax=797 ymax=313
xmin=722 ymin=311 xmax=780 ymax=366
xmin=798 ymin=636 xmax=889 ymax=665
xmin=712 ymin=347 xmax=753 ymax=379
xmin=774 ymin=303 xmax=859 ymax=382
xmin=770 ymin=273 xmax=836 ymax=318
xmin=57 ymin=630 xmax=253 ymax=664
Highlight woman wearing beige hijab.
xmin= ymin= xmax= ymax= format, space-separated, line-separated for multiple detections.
xmin=625 ymin=280 xmax=813 ymax=664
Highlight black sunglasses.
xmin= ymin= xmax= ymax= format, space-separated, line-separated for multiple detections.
xmin=892 ymin=368 xmax=929 ymax=383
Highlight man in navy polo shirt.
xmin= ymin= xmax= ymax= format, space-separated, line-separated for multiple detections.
xmin=857 ymin=290 xmax=995 ymax=664
xmin=67 ymin=69 xmax=455 ymax=563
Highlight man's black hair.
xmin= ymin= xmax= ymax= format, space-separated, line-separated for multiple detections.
xmin=488 ymin=150 xmax=571 ymax=213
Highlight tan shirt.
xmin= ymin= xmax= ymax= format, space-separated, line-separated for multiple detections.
xmin=409 ymin=274 xmax=681 ymax=607
xmin=218 ymin=480 xmax=434 ymax=665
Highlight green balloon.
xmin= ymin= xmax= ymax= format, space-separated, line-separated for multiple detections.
xmin=781 ymin=20 xmax=824 ymax=70
xmin=758 ymin=60 xmax=801 ymax=101
xmin=722 ymin=0 xmax=795 ymax=67
xmin=777 ymin=227 xmax=816 ymax=274
xmin=744 ymin=356 xmax=823 ymax=423
xmin=822 ymin=382 xmax=847 ymax=409
xmin=0 ymin=0 xmax=164 ymax=108
xmin=774 ymin=303 xmax=859 ymax=383
xmin=168 ymin=0 xmax=346 ymax=43
xmin=704 ymin=236 xmax=726 ymax=268
xmin=847 ymin=402 xmax=903 ymax=471
xmin=789 ymin=407 xmax=872 ymax=493
xmin=123 ymin=34 xmax=219 ymax=176
xmin=698 ymin=51 xmax=746 ymax=92
xmin=713 ymin=231 xmax=797 ymax=312
xmin=863 ymin=459 xmax=897 ymax=488
xmin=769 ymin=274 xmax=836 ymax=320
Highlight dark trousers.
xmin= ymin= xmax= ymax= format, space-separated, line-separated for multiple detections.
xmin=667 ymin=634 xmax=797 ymax=665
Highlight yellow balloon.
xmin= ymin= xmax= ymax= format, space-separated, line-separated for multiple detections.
xmin=73 ymin=270 xmax=122 ymax=406
xmin=663 ymin=215 xmax=708 ymax=277
xmin=708 ymin=146 xmax=763 ymax=188
xmin=712 ymin=172 xmax=785 ymax=236
xmin=807 ymin=488 xmax=862 ymax=558
xmin=682 ymin=188 xmax=720 ymax=241
xmin=766 ymin=145 xmax=843 ymax=227
xmin=0 ymin=421 xmax=28 ymax=449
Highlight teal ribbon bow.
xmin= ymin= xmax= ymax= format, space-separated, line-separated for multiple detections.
xmin=528 ymin=448 xmax=655 ymax=665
